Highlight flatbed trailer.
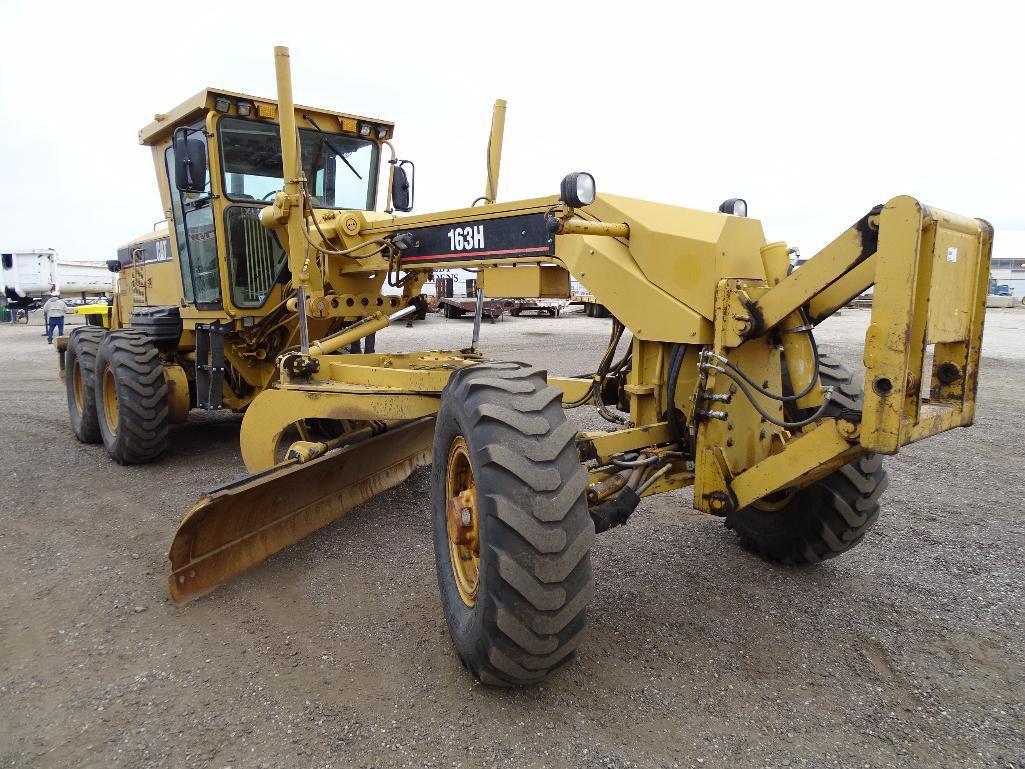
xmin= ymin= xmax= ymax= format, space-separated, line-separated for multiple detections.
xmin=569 ymin=292 xmax=610 ymax=317
xmin=510 ymin=298 xmax=567 ymax=316
xmin=437 ymin=296 xmax=509 ymax=321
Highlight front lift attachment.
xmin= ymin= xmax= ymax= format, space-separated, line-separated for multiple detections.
xmin=696 ymin=197 xmax=993 ymax=514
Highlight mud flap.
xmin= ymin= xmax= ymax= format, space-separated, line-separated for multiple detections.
xmin=168 ymin=416 xmax=436 ymax=604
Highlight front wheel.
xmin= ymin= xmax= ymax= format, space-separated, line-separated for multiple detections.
xmin=432 ymin=361 xmax=594 ymax=686
xmin=725 ymin=354 xmax=888 ymax=563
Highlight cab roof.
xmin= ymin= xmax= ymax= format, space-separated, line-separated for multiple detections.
xmin=138 ymin=87 xmax=395 ymax=146
xmin=117 ymin=227 xmax=169 ymax=251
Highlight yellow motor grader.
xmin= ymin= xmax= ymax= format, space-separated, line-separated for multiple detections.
xmin=60 ymin=47 xmax=992 ymax=686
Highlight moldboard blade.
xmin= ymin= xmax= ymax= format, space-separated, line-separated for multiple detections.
xmin=168 ymin=416 xmax=435 ymax=604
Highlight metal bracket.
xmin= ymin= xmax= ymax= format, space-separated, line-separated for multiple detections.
xmin=195 ymin=323 xmax=227 ymax=410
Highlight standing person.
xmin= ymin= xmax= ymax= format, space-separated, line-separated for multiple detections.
xmin=42 ymin=291 xmax=67 ymax=344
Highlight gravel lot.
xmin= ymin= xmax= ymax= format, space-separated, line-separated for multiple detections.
xmin=1 ymin=307 xmax=1023 ymax=769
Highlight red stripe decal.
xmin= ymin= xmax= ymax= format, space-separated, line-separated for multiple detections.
xmin=402 ymin=245 xmax=551 ymax=262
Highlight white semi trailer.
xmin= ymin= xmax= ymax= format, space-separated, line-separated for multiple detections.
xmin=1 ymin=249 xmax=112 ymax=310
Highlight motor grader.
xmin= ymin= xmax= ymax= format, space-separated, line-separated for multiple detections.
xmin=60 ymin=47 xmax=992 ymax=686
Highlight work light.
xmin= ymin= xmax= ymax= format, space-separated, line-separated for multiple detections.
xmin=236 ymin=100 xmax=254 ymax=117
xmin=560 ymin=172 xmax=596 ymax=208
xmin=213 ymin=96 xmax=232 ymax=114
xmin=718 ymin=198 xmax=748 ymax=217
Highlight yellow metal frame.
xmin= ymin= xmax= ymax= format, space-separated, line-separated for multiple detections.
xmin=860 ymin=200 xmax=992 ymax=453
xmin=255 ymin=46 xmax=993 ymax=516
xmin=74 ymin=303 xmax=111 ymax=329
xmin=165 ymin=45 xmax=995 ymax=608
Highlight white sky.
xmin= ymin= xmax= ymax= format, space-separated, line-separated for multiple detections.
xmin=1 ymin=0 xmax=1022 ymax=261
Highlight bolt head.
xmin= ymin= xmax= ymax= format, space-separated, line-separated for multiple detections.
xmin=836 ymin=419 xmax=860 ymax=439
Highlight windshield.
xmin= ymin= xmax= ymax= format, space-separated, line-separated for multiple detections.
xmin=219 ymin=117 xmax=378 ymax=209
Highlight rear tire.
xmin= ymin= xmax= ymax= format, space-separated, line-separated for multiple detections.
xmin=432 ymin=361 xmax=594 ymax=686
xmin=65 ymin=326 xmax=106 ymax=443
xmin=725 ymin=353 xmax=888 ymax=564
xmin=94 ymin=330 xmax=169 ymax=464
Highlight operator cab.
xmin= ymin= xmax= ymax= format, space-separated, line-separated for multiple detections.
xmin=138 ymin=89 xmax=394 ymax=315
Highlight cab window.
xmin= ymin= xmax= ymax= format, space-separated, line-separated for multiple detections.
xmin=219 ymin=117 xmax=378 ymax=210
xmin=165 ymin=135 xmax=221 ymax=308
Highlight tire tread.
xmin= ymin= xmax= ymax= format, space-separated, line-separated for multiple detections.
xmin=434 ymin=361 xmax=594 ymax=686
xmin=65 ymin=327 xmax=106 ymax=443
xmin=95 ymin=330 xmax=169 ymax=464
xmin=726 ymin=352 xmax=887 ymax=564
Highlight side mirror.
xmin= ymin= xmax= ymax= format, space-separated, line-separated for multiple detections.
xmin=106 ymin=259 xmax=122 ymax=273
xmin=173 ymin=127 xmax=208 ymax=194
xmin=390 ymin=159 xmax=415 ymax=213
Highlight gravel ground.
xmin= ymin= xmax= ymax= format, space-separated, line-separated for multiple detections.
xmin=1 ymin=307 xmax=1023 ymax=769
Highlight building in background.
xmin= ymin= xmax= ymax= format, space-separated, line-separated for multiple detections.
xmin=990 ymin=256 xmax=1025 ymax=298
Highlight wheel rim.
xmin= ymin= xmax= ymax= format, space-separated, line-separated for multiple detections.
xmin=72 ymin=359 xmax=85 ymax=414
xmin=753 ymin=487 xmax=796 ymax=513
xmin=102 ymin=364 xmax=119 ymax=436
xmin=445 ymin=436 xmax=480 ymax=607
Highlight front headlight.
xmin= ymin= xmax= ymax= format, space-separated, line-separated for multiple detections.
xmin=560 ymin=172 xmax=596 ymax=208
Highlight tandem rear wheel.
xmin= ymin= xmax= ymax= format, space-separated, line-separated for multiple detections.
xmin=94 ymin=330 xmax=170 ymax=464
xmin=65 ymin=326 xmax=107 ymax=444
xmin=431 ymin=361 xmax=594 ymax=686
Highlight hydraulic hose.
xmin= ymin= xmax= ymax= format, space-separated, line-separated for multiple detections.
xmin=704 ymin=364 xmax=834 ymax=429
xmin=665 ymin=343 xmax=687 ymax=449
xmin=702 ymin=323 xmax=820 ymax=403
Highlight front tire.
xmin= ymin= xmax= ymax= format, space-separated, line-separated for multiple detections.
xmin=95 ymin=330 xmax=169 ymax=464
xmin=65 ymin=327 xmax=106 ymax=443
xmin=432 ymin=361 xmax=594 ymax=686
xmin=725 ymin=353 xmax=888 ymax=563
